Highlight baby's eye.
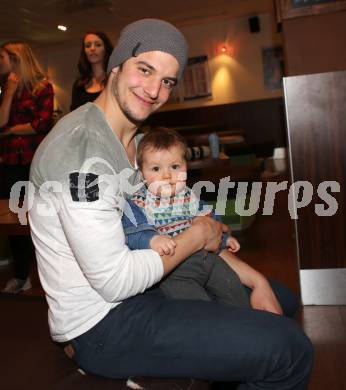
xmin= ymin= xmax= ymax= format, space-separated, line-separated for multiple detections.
xmin=172 ymin=164 xmax=180 ymax=170
xmin=152 ymin=166 xmax=159 ymax=172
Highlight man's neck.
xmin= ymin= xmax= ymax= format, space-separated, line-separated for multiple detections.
xmin=94 ymin=89 xmax=137 ymax=149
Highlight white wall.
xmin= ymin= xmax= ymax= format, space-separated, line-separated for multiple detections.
xmin=162 ymin=12 xmax=283 ymax=112
xmin=35 ymin=10 xmax=282 ymax=115
xmin=36 ymin=43 xmax=80 ymax=114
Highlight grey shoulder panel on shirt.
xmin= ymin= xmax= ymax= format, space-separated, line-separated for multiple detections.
xmin=30 ymin=104 xmax=124 ymax=187
xmin=30 ymin=103 xmax=142 ymax=206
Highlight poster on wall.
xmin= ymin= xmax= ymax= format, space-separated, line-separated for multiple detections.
xmin=183 ymin=55 xmax=212 ymax=100
xmin=278 ymin=0 xmax=346 ymax=19
xmin=291 ymin=0 xmax=336 ymax=7
xmin=168 ymin=55 xmax=212 ymax=104
xmin=262 ymin=46 xmax=284 ymax=91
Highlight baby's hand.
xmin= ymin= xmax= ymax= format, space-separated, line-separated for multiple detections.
xmin=150 ymin=235 xmax=176 ymax=256
xmin=226 ymin=236 xmax=240 ymax=253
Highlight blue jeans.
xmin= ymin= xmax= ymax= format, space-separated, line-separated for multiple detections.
xmin=70 ymin=282 xmax=313 ymax=389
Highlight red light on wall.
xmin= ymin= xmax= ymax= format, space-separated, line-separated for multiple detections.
xmin=215 ymin=42 xmax=234 ymax=56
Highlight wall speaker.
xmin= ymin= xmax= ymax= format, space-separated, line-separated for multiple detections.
xmin=249 ymin=16 xmax=260 ymax=33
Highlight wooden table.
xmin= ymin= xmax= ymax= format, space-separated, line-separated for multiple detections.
xmin=0 ymin=199 xmax=30 ymax=235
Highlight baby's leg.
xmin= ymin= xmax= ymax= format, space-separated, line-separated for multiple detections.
xmin=206 ymin=251 xmax=250 ymax=308
xmin=159 ymin=250 xmax=213 ymax=301
xmin=160 ymin=279 xmax=212 ymax=302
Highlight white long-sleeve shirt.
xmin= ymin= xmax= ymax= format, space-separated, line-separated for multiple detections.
xmin=28 ymin=103 xmax=163 ymax=342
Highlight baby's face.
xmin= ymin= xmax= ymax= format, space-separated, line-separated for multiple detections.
xmin=141 ymin=145 xmax=187 ymax=197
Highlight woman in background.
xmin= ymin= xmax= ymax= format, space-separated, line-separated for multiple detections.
xmin=70 ymin=31 xmax=113 ymax=110
xmin=0 ymin=41 xmax=54 ymax=293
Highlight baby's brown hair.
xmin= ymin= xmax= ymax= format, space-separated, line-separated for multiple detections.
xmin=137 ymin=127 xmax=188 ymax=169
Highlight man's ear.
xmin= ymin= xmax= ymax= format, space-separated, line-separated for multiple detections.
xmin=105 ymin=67 xmax=118 ymax=84
xmin=111 ymin=66 xmax=120 ymax=75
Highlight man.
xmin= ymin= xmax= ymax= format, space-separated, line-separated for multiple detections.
xmin=29 ymin=19 xmax=313 ymax=388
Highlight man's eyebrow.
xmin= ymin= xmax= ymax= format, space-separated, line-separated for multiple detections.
xmin=136 ymin=60 xmax=178 ymax=84
xmin=136 ymin=60 xmax=155 ymax=71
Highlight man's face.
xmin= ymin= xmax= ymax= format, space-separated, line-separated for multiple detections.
xmin=110 ymin=51 xmax=179 ymax=123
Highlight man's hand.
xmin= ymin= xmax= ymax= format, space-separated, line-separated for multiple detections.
xmin=192 ymin=216 xmax=228 ymax=252
xmin=250 ymin=278 xmax=283 ymax=315
xmin=150 ymin=235 xmax=176 ymax=256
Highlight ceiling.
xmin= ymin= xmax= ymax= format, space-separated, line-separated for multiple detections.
xmin=0 ymin=0 xmax=273 ymax=47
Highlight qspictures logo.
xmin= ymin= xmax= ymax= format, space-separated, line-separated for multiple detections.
xmin=8 ymin=177 xmax=340 ymax=225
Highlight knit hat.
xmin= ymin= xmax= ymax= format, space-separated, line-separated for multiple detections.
xmin=107 ymin=19 xmax=188 ymax=80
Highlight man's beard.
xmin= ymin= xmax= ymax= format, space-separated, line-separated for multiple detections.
xmin=112 ymin=72 xmax=150 ymax=126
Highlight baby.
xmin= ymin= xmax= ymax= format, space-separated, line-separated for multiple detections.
xmin=122 ymin=128 xmax=250 ymax=308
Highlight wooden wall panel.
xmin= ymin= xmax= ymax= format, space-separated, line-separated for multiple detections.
xmin=146 ymin=98 xmax=286 ymax=150
xmin=282 ymin=11 xmax=346 ymax=76
xmin=284 ymin=70 xmax=346 ymax=269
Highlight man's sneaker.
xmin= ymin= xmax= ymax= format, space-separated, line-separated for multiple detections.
xmin=1 ymin=277 xmax=32 ymax=294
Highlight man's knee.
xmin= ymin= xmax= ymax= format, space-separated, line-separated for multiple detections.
xmin=264 ymin=316 xmax=314 ymax=386
xmin=268 ymin=278 xmax=300 ymax=318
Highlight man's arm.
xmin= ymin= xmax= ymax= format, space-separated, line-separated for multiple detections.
xmin=122 ymin=208 xmax=227 ymax=275
xmin=197 ymin=199 xmax=230 ymax=250
xmin=54 ymin=188 xmax=225 ymax=303
xmin=160 ymin=216 xmax=226 ymax=275
xmin=122 ymin=196 xmax=227 ymax=275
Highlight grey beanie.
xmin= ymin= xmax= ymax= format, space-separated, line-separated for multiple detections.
xmin=107 ymin=18 xmax=188 ymax=80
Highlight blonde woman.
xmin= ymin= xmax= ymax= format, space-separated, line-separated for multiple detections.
xmin=0 ymin=41 xmax=54 ymax=293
